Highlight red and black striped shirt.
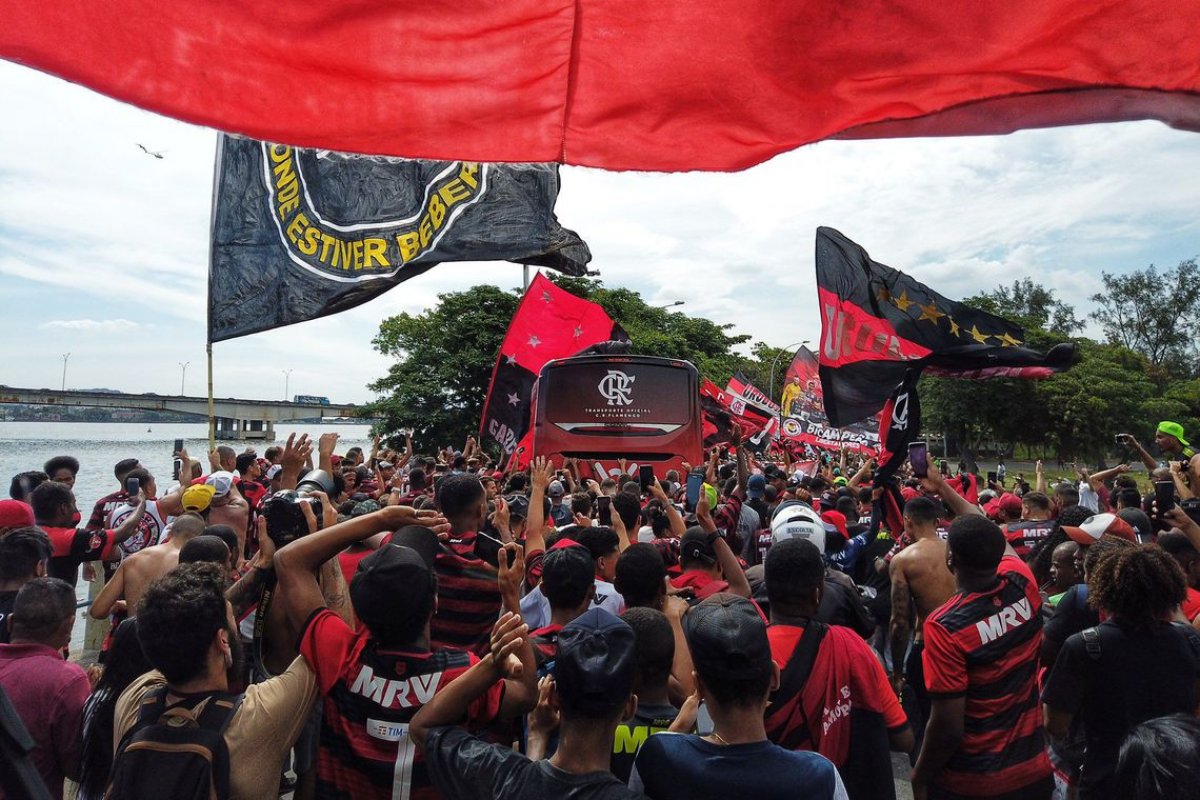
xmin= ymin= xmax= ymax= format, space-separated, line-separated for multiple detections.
xmin=922 ymin=556 xmax=1051 ymax=796
xmin=385 ymin=531 xmax=501 ymax=658
xmin=300 ymin=609 xmax=503 ymax=800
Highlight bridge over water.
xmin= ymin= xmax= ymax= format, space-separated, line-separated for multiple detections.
xmin=0 ymin=386 xmax=358 ymax=441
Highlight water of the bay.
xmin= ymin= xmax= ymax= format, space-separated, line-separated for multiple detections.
xmin=0 ymin=420 xmax=375 ymax=652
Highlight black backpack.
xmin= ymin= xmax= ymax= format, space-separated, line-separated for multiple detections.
xmin=107 ymin=687 xmax=243 ymax=800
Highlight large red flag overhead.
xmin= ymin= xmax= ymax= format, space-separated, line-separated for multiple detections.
xmin=4 ymin=1 xmax=1199 ymax=171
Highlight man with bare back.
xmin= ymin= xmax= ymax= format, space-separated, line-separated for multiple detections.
xmin=88 ymin=512 xmax=207 ymax=620
xmin=889 ymin=495 xmax=957 ymax=738
xmin=160 ymin=447 xmax=251 ymax=562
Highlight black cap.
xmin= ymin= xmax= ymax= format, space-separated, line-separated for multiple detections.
xmin=680 ymin=527 xmax=716 ymax=566
xmin=504 ymin=494 xmax=530 ymax=519
xmin=684 ymin=595 xmax=773 ymax=682
xmin=350 ymin=526 xmax=439 ymax=634
xmin=554 ymin=607 xmax=636 ymax=716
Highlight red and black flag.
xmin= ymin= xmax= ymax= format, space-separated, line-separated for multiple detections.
xmin=815 ymin=226 xmax=1074 ymax=484
xmin=816 ymin=226 xmax=1074 ymax=429
xmin=481 ymin=273 xmax=625 ymax=461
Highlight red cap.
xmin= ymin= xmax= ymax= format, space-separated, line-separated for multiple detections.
xmin=1061 ymin=513 xmax=1137 ymax=546
xmin=0 ymin=500 xmax=35 ymax=530
xmin=820 ymin=510 xmax=849 ymax=539
xmin=492 ymin=471 xmax=504 ymax=481
xmin=998 ymin=493 xmax=1023 ymax=517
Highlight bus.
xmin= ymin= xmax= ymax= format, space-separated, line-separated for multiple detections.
xmin=530 ymin=354 xmax=703 ymax=481
xmin=293 ymin=394 xmax=331 ymax=405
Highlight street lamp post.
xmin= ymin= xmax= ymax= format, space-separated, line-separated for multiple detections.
xmin=178 ymin=361 xmax=189 ymax=395
xmin=61 ymin=353 xmax=70 ymax=391
xmin=282 ymin=369 xmax=293 ymax=401
xmin=768 ymin=340 xmax=811 ymax=403
xmin=657 ymin=300 xmax=685 ymax=310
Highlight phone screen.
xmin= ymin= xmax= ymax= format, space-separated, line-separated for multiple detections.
xmin=597 ymin=495 xmax=612 ymax=526
xmin=174 ymin=438 xmax=185 ymax=454
xmin=125 ymin=477 xmax=140 ymax=497
xmin=639 ymin=465 xmax=655 ymax=492
xmin=1155 ymin=480 xmax=1176 ymax=515
xmin=686 ymin=471 xmax=704 ymax=512
xmin=908 ymin=442 xmax=929 ymax=478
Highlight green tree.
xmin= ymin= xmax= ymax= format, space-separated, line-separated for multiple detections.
xmin=1089 ymin=259 xmax=1200 ymax=375
xmin=968 ymin=278 xmax=1082 ymax=336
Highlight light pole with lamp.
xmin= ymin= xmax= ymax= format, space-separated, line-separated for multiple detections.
xmin=656 ymin=300 xmax=685 ymax=311
xmin=282 ymin=369 xmax=293 ymax=401
xmin=768 ymin=340 xmax=811 ymax=404
xmin=178 ymin=361 xmax=189 ymax=395
xmin=61 ymin=353 xmax=70 ymax=391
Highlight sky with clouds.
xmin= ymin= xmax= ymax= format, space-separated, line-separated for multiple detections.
xmin=2 ymin=60 xmax=1198 ymax=405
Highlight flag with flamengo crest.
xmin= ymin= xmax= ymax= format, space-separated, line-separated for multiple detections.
xmin=814 ymin=226 xmax=1075 ymax=483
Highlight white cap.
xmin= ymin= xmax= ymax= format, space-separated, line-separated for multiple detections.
xmin=205 ymin=470 xmax=236 ymax=497
xmin=770 ymin=501 xmax=826 ymax=555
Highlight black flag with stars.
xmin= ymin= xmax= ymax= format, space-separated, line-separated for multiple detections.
xmin=815 ymin=226 xmax=1075 ymax=429
xmin=480 ymin=273 xmax=628 ymax=463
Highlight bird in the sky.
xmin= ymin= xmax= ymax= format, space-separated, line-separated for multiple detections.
xmin=136 ymin=144 xmax=165 ymax=159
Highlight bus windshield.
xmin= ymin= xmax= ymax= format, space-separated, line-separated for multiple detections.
xmin=532 ymin=355 xmax=702 ymax=479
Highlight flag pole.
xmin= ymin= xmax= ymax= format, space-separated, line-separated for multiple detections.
xmin=522 ymin=263 xmax=530 ymax=291
xmin=205 ymin=134 xmax=223 ymax=450
xmin=207 ymin=342 xmax=216 ymax=448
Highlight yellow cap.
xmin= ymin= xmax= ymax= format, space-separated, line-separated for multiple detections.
xmin=182 ymin=484 xmax=216 ymax=513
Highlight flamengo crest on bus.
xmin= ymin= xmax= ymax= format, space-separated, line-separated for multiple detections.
xmin=598 ymin=370 xmax=635 ymax=406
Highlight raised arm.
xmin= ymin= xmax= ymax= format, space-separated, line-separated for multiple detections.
xmin=848 ymin=458 xmax=875 ymax=489
xmin=696 ymin=494 xmax=751 ymax=598
xmin=109 ymin=495 xmax=148 ymax=546
xmin=1118 ymin=433 xmax=1158 ymax=472
xmin=526 ymin=457 xmax=552 ymax=557
xmin=920 ymin=469 xmax=983 ymax=518
xmin=649 ymin=479 xmax=686 ymax=538
xmin=274 ymin=504 xmax=445 ymax=629
xmin=1035 ymin=459 xmax=1047 ymax=495
xmin=279 ymin=433 xmax=311 ymax=491
xmin=318 ymin=432 xmax=339 ymax=475
xmin=227 ymin=518 xmax=277 ymax=619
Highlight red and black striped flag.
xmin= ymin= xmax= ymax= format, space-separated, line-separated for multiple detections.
xmin=815 ymin=226 xmax=1074 ymax=482
xmin=481 ymin=274 xmax=626 ymax=462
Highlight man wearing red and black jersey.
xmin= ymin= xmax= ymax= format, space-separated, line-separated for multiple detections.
xmin=1002 ymin=492 xmax=1054 ymax=559
xmin=83 ymin=457 xmax=140 ymax=534
xmin=29 ymin=481 xmax=147 ymax=588
xmin=527 ymin=543 xmax=596 ymax=674
xmin=276 ymin=504 xmax=538 ymax=800
xmin=386 ymin=475 xmax=503 ymax=657
xmin=912 ymin=515 xmax=1052 ymax=800
xmin=764 ymin=537 xmax=912 ymax=800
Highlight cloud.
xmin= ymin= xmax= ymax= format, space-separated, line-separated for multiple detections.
xmin=39 ymin=318 xmax=141 ymax=332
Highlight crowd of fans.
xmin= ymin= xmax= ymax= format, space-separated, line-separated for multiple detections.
xmin=2 ymin=420 xmax=1200 ymax=800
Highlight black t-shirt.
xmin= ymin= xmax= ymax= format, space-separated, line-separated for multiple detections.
xmin=0 ymin=590 xmax=16 ymax=644
xmin=611 ymin=702 xmax=680 ymax=783
xmin=1041 ymin=584 xmax=1097 ymax=666
xmin=817 ymin=577 xmax=875 ymax=639
xmin=425 ymin=726 xmax=640 ymax=800
xmin=1042 ymin=620 xmax=1200 ymax=798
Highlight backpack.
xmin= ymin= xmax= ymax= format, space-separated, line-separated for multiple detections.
xmin=107 ymin=687 xmax=243 ymax=800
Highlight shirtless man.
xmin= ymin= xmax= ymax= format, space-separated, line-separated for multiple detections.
xmin=159 ymin=448 xmax=251 ymax=562
xmin=889 ymin=494 xmax=957 ymax=719
xmin=88 ymin=512 xmax=207 ymax=619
